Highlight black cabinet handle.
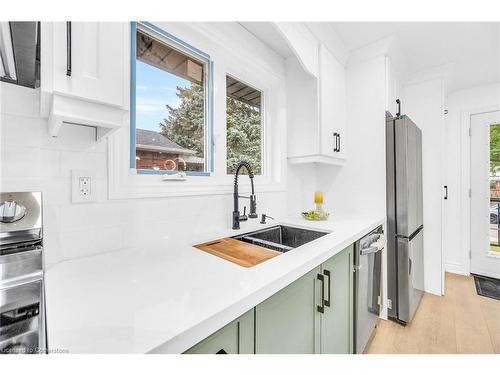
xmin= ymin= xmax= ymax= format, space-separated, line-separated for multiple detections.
xmin=337 ymin=133 xmax=341 ymax=152
xmin=444 ymin=185 xmax=448 ymax=200
xmin=396 ymin=99 xmax=401 ymax=117
xmin=66 ymin=22 xmax=72 ymax=76
xmin=323 ymin=269 xmax=331 ymax=307
xmin=333 ymin=132 xmax=338 ymax=152
xmin=317 ymin=273 xmax=325 ymax=313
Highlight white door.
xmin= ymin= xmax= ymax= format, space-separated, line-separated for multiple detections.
xmin=470 ymin=110 xmax=500 ymax=278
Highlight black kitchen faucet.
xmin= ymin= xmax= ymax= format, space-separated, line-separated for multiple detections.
xmin=232 ymin=161 xmax=257 ymax=230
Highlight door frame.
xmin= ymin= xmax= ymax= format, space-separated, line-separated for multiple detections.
xmin=461 ymin=105 xmax=500 ymax=275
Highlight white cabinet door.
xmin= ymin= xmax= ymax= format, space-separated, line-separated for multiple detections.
xmin=52 ymin=22 xmax=126 ymax=107
xmin=319 ymin=44 xmax=346 ymax=159
xmin=287 ymin=43 xmax=347 ymax=166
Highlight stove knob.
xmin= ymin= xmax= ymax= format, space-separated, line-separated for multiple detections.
xmin=0 ymin=201 xmax=27 ymax=223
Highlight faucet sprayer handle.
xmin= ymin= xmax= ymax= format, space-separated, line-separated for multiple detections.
xmin=240 ymin=206 xmax=248 ymax=222
xmin=249 ymin=194 xmax=257 ymax=218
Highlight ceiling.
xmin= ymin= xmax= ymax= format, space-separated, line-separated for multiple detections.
xmin=331 ymin=22 xmax=500 ymax=93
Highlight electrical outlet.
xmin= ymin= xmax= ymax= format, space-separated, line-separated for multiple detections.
xmin=79 ymin=177 xmax=91 ymax=199
xmin=72 ymin=170 xmax=96 ymax=203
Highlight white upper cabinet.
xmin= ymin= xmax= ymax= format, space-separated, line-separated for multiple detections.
xmin=319 ymin=44 xmax=346 ymax=160
xmin=287 ymin=40 xmax=347 ymax=166
xmin=40 ymin=22 xmax=128 ymax=139
xmin=52 ymin=22 xmax=126 ymax=107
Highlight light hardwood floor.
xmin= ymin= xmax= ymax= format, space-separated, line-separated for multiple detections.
xmin=367 ymin=272 xmax=500 ymax=354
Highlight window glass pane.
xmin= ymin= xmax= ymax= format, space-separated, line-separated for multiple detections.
xmin=226 ymin=76 xmax=262 ymax=175
xmin=135 ymin=29 xmax=206 ymax=172
xmin=489 ymin=123 xmax=500 ymax=253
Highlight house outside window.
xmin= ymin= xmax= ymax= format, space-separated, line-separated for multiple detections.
xmin=130 ymin=23 xmax=270 ymax=180
xmin=135 ymin=129 xmax=204 ymax=171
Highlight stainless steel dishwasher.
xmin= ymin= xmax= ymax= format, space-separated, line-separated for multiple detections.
xmin=354 ymin=225 xmax=384 ymax=354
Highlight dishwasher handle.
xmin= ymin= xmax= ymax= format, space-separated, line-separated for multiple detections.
xmin=360 ymin=236 xmax=385 ymax=256
xmin=360 ymin=246 xmax=383 ymax=255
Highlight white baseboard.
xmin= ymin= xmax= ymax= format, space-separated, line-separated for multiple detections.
xmin=378 ymin=299 xmax=388 ymax=320
xmin=445 ymin=262 xmax=467 ymax=275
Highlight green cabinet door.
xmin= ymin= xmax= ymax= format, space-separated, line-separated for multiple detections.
xmin=186 ymin=244 xmax=355 ymax=355
xmin=255 ymin=267 xmax=321 ymax=354
xmin=319 ymin=245 xmax=354 ymax=354
xmin=184 ymin=309 xmax=254 ymax=354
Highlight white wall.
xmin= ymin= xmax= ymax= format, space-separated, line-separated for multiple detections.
xmin=402 ymin=78 xmax=445 ymax=296
xmin=0 ymin=22 xmax=291 ymax=268
xmin=385 ymin=56 xmax=402 ymax=116
xmin=444 ymin=83 xmax=500 ymax=275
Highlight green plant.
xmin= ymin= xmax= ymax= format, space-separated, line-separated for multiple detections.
xmin=159 ymin=84 xmax=262 ymax=174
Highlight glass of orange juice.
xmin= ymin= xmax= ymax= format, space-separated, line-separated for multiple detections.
xmin=314 ymin=191 xmax=324 ymax=212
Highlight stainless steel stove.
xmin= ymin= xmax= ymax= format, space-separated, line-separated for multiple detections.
xmin=0 ymin=192 xmax=46 ymax=354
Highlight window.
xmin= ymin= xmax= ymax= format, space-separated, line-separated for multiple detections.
xmin=131 ymin=23 xmax=212 ymax=174
xmin=489 ymin=123 xmax=500 ymax=254
xmin=226 ymin=76 xmax=263 ymax=175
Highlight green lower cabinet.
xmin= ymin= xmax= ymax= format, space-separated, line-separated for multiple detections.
xmin=255 ymin=267 xmax=321 ymax=354
xmin=185 ymin=245 xmax=354 ymax=355
xmin=184 ymin=309 xmax=254 ymax=354
xmin=319 ymin=244 xmax=354 ymax=354
xmin=255 ymin=245 xmax=354 ymax=354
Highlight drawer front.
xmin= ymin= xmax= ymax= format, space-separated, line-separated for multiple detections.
xmin=0 ymin=249 xmax=42 ymax=283
xmin=0 ymin=280 xmax=41 ymax=313
xmin=0 ymin=280 xmax=42 ymax=354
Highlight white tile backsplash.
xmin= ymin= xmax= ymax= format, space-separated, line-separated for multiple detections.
xmin=1 ymin=146 xmax=61 ymax=178
xmin=59 ymin=228 xmax=98 ymax=260
xmin=59 ymin=150 xmax=107 ymax=179
xmin=0 ymin=88 xmax=288 ymax=267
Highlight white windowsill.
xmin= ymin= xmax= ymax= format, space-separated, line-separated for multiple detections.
xmin=108 ymin=130 xmax=285 ymax=199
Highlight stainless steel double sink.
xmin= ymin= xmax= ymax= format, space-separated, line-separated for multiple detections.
xmin=232 ymin=225 xmax=328 ymax=253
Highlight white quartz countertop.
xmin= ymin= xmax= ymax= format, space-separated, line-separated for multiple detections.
xmin=45 ymin=214 xmax=385 ymax=354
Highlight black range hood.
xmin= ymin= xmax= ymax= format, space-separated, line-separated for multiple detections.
xmin=0 ymin=22 xmax=40 ymax=89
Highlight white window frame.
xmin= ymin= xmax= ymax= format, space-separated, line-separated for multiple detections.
xmin=108 ymin=22 xmax=286 ymax=199
xmin=132 ymin=22 xmax=213 ymax=176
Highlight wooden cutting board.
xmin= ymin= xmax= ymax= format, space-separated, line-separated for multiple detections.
xmin=194 ymin=237 xmax=281 ymax=267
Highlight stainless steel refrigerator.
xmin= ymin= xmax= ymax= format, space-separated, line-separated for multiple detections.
xmin=386 ymin=111 xmax=425 ymax=325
